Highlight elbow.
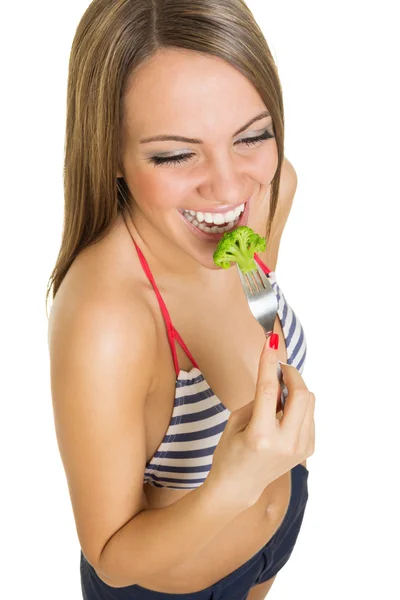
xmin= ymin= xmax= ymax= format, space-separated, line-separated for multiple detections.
xmin=86 ymin=548 xmax=138 ymax=589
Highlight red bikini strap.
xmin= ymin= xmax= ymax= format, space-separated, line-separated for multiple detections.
xmin=254 ymin=253 xmax=272 ymax=274
xmin=132 ymin=239 xmax=199 ymax=376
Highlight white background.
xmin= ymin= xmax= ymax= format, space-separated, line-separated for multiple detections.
xmin=1 ymin=1 xmax=399 ymax=598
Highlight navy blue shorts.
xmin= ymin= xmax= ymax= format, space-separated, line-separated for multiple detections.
xmin=81 ymin=463 xmax=309 ymax=600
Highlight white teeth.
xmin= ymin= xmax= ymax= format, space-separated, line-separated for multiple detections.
xmin=223 ymin=210 xmax=236 ymax=223
xmin=183 ymin=215 xmax=240 ymax=234
xmin=181 ymin=203 xmax=246 ymax=232
xmin=235 ymin=204 xmax=244 ymax=217
xmin=212 ymin=213 xmax=225 ymax=225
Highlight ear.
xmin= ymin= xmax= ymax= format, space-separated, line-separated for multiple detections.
xmin=116 ymin=169 xmax=124 ymax=178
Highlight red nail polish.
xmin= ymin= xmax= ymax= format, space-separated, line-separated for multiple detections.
xmin=269 ymin=333 xmax=279 ymax=350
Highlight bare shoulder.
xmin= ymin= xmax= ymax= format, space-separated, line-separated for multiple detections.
xmin=47 ymin=221 xmax=158 ymax=567
xmin=48 ymin=216 xmax=156 ymax=372
xmin=277 ymin=156 xmax=298 ymax=219
xmin=281 ymin=156 xmax=298 ymax=190
xmin=263 ymin=157 xmax=298 ymax=271
xmin=48 ymin=274 xmax=157 ymax=394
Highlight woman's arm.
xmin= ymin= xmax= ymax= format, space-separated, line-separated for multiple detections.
xmin=49 ymin=290 xmax=246 ymax=588
xmin=97 ymin=472 xmax=245 ymax=587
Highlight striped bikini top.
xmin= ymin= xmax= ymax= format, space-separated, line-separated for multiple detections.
xmin=133 ymin=240 xmax=307 ymax=490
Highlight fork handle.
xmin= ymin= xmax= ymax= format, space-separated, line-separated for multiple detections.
xmin=277 ymin=361 xmax=289 ymax=411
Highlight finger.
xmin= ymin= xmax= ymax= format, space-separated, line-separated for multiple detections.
xmin=279 ymin=362 xmax=309 ymax=395
xmin=298 ymin=392 xmax=315 ymax=450
xmin=276 ymin=362 xmax=288 ymax=412
xmin=246 ymin=337 xmax=280 ymax=437
xmin=302 ymin=412 xmax=315 ymax=458
xmin=279 ymin=364 xmax=310 ymax=435
xmin=310 ymin=415 xmax=315 ymax=452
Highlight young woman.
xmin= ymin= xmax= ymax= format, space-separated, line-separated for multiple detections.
xmin=47 ymin=1 xmax=315 ymax=598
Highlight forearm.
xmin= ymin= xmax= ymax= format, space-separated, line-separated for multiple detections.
xmin=96 ymin=478 xmax=246 ymax=587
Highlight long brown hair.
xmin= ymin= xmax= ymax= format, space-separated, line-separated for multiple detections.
xmin=46 ymin=0 xmax=285 ymax=312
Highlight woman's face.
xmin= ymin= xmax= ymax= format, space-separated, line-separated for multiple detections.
xmin=118 ymin=49 xmax=278 ymax=271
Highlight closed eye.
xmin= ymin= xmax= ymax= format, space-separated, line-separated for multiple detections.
xmin=148 ymin=129 xmax=275 ymax=167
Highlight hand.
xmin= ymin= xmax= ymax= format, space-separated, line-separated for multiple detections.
xmin=207 ymin=335 xmax=315 ymax=509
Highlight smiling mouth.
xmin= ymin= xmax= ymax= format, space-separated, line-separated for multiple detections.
xmin=179 ymin=203 xmax=246 ymax=234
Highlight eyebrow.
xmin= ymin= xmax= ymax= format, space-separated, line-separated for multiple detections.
xmin=139 ymin=110 xmax=271 ymax=145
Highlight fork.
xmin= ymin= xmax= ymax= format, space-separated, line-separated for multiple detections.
xmin=236 ymin=262 xmax=289 ymax=412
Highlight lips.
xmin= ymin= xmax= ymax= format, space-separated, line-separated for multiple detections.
xmin=179 ymin=199 xmax=251 ymax=242
xmin=182 ymin=204 xmax=245 ymax=232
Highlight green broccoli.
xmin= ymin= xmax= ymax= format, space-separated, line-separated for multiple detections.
xmin=213 ymin=226 xmax=267 ymax=274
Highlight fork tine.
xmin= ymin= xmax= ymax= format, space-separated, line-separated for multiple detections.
xmin=248 ymin=270 xmax=260 ymax=293
xmin=236 ymin=264 xmax=255 ymax=295
xmin=254 ymin=262 xmax=271 ymax=289
xmin=236 ymin=262 xmax=270 ymax=295
xmin=236 ymin=264 xmax=250 ymax=294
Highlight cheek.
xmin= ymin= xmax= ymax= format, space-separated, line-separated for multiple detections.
xmin=254 ymin=144 xmax=279 ymax=181
xmin=156 ymin=172 xmax=195 ymax=205
xmin=126 ymin=168 xmax=188 ymax=211
xmin=241 ymin=143 xmax=278 ymax=186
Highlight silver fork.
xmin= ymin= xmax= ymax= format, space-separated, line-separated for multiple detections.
xmin=236 ymin=263 xmax=289 ymax=412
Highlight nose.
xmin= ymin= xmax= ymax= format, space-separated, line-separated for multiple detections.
xmin=198 ymin=153 xmax=247 ymax=206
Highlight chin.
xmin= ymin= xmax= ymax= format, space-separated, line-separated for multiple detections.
xmin=185 ymin=247 xmax=221 ymax=271
xmin=202 ymin=257 xmax=225 ymax=271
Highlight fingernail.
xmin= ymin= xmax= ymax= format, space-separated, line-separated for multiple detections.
xmin=269 ymin=333 xmax=279 ymax=350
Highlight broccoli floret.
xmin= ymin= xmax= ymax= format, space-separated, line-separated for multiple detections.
xmin=213 ymin=226 xmax=267 ymax=273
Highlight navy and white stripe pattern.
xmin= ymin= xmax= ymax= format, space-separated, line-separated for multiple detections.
xmin=143 ymin=271 xmax=307 ymax=489
xmin=267 ymin=271 xmax=307 ymax=374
